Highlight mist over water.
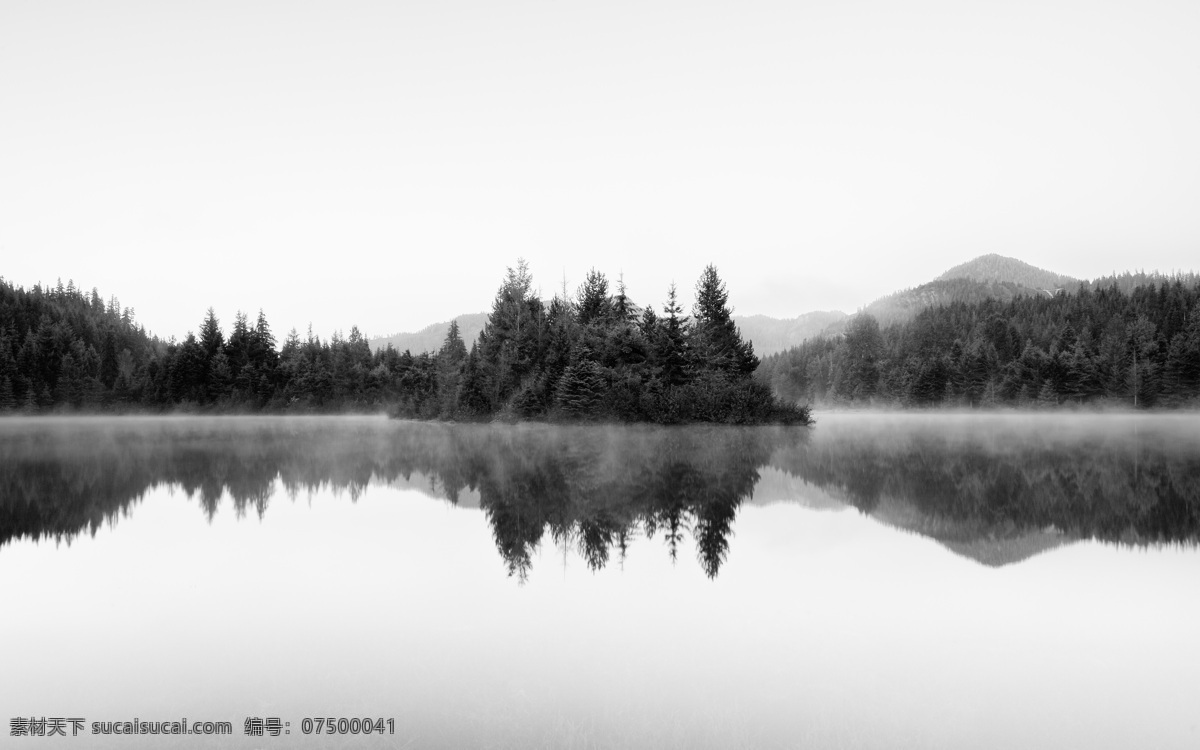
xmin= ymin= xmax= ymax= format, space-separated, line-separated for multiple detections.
xmin=3 ymin=414 xmax=1197 ymax=572
xmin=2 ymin=414 xmax=1199 ymax=748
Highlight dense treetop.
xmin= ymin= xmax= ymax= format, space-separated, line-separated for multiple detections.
xmin=438 ymin=261 xmax=806 ymax=423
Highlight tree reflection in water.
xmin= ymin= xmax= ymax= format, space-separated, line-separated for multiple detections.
xmin=0 ymin=418 xmax=791 ymax=580
xmin=771 ymin=416 xmax=1200 ymax=560
xmin=2 ymin=416 xmax=1197 ymax=577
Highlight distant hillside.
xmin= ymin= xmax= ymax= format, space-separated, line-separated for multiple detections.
xmin=866 ymin=278 xmax=1048 ymax=327
xmin=937 ymin=253 xmax=1078 ymax=291
xmin=369 ymin=313 xmax=487 ymax=354
xmin=735 ymin=311 xmax=848 ymax=357
xmin=821 ymin=254 xmax=1080 ymax=336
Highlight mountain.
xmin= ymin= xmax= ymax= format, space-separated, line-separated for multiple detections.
xmin=937 ymin=253 xmax=1078 ymax=291
xmin=820 ymin=254 xmax=1080 ymax=336
xmin=369 ymin=313 xmax=487 ymax=354
xmin=735 ymin=311 xmax=848 ymax=357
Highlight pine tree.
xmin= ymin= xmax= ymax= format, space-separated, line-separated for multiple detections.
xmin=843 ymin=313 xmax=883 ymax=399
xmin=227 ymin=311 xmax=252 ymax=378
xmin=436 ymin=320 xmax=469 ymax=416
xmin=576 ymin=269 xmax=612 ymax=326
xmin=479 ymin=259 xmax=544 ymax=407
xmin=554 ymin=359 xmax=605 ymax=417
xmin=658 ymin=283 xmax=690 ymax=387
xmin=249 ymin=309 xmax=279 ymax=402
xmin=690 ymin=264 xmax=757 ymax=376
xmin=639 ymin=305 xmax=658 ymax=339
xmin=1064 ymin=341 xmax=1099 ymax=403
xmin=541 ymin=296 xmax=576 ymax=396
xmin=253 ymin=309 xmax=277 ymax=358
xmin=439 ymin=320 xmax=468 ymax=365
xmin=457 ymin=344 xmax=492 ymax=417
xmin=1163 ymin=306 xmax=1200 ymax=401
xmin=613 ymin=274 xmax=637 ymax=324
xmin=199 ymin=307 xmax=224 ymax=358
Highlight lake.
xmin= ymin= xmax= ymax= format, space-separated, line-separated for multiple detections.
xmin=1 ymin=413 xmax=1198 ymax=749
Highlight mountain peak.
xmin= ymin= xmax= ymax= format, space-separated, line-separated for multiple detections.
xmin=937 ymin=254 xmax=1077 ymax=290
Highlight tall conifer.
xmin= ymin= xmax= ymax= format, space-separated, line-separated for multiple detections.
xmin=690 ymin=265 xmax=757 ymax=376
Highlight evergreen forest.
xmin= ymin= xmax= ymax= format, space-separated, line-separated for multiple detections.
xmin=759 ymin=278 xmax=1200 ymax=408
xmin=0 ymin=265 xmax=807 ymax=424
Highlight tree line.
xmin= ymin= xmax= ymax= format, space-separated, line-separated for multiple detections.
xmin=0 ymin=266 xmax=809 ymax=423
xmin=758 ymin=279 xmax=1200 ymax=407
xmin=0 ymin=276 xmax=439 ymax=412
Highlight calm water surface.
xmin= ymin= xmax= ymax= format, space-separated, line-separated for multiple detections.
xmin=1 ymin=414 xmax=1198 ymax=749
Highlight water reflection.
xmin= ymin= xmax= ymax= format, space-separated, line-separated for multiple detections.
xmin=778 ymin=414 xmax=1200 ymax=565
xmin=0 ymin=418 xmax=795 ymax=579
xmin=2 ymin=415 xmax=1198 ymax=576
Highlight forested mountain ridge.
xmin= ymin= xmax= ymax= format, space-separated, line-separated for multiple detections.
xmin=747 ymin=255 xmax=1081 ymax=349
xmin=814 ymin=255 xmax=1200 ymax=340
xmin=819 ymin=254 xmax=1079 ymax=337
xmin=759 ymin=276 xmax=1200 ymax=407
xmin=829 ymin=277 xmax=1049 ymax=333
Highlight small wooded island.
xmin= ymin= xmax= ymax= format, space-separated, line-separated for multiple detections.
xmin=0 ymin=264 xmax=810 ymax=425
xmin=398 ymin=262 xmax=809 ymax=424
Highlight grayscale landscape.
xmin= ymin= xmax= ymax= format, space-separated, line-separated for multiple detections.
xmin=4 ymin=1 xmax=1200 ymax=748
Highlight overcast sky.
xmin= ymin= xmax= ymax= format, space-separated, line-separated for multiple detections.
xmin=3 ymin=0 xmax=1199 ymax=340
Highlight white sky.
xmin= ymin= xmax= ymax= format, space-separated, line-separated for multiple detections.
xmin=3 ymin=0 xmax=1199 ymax=340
